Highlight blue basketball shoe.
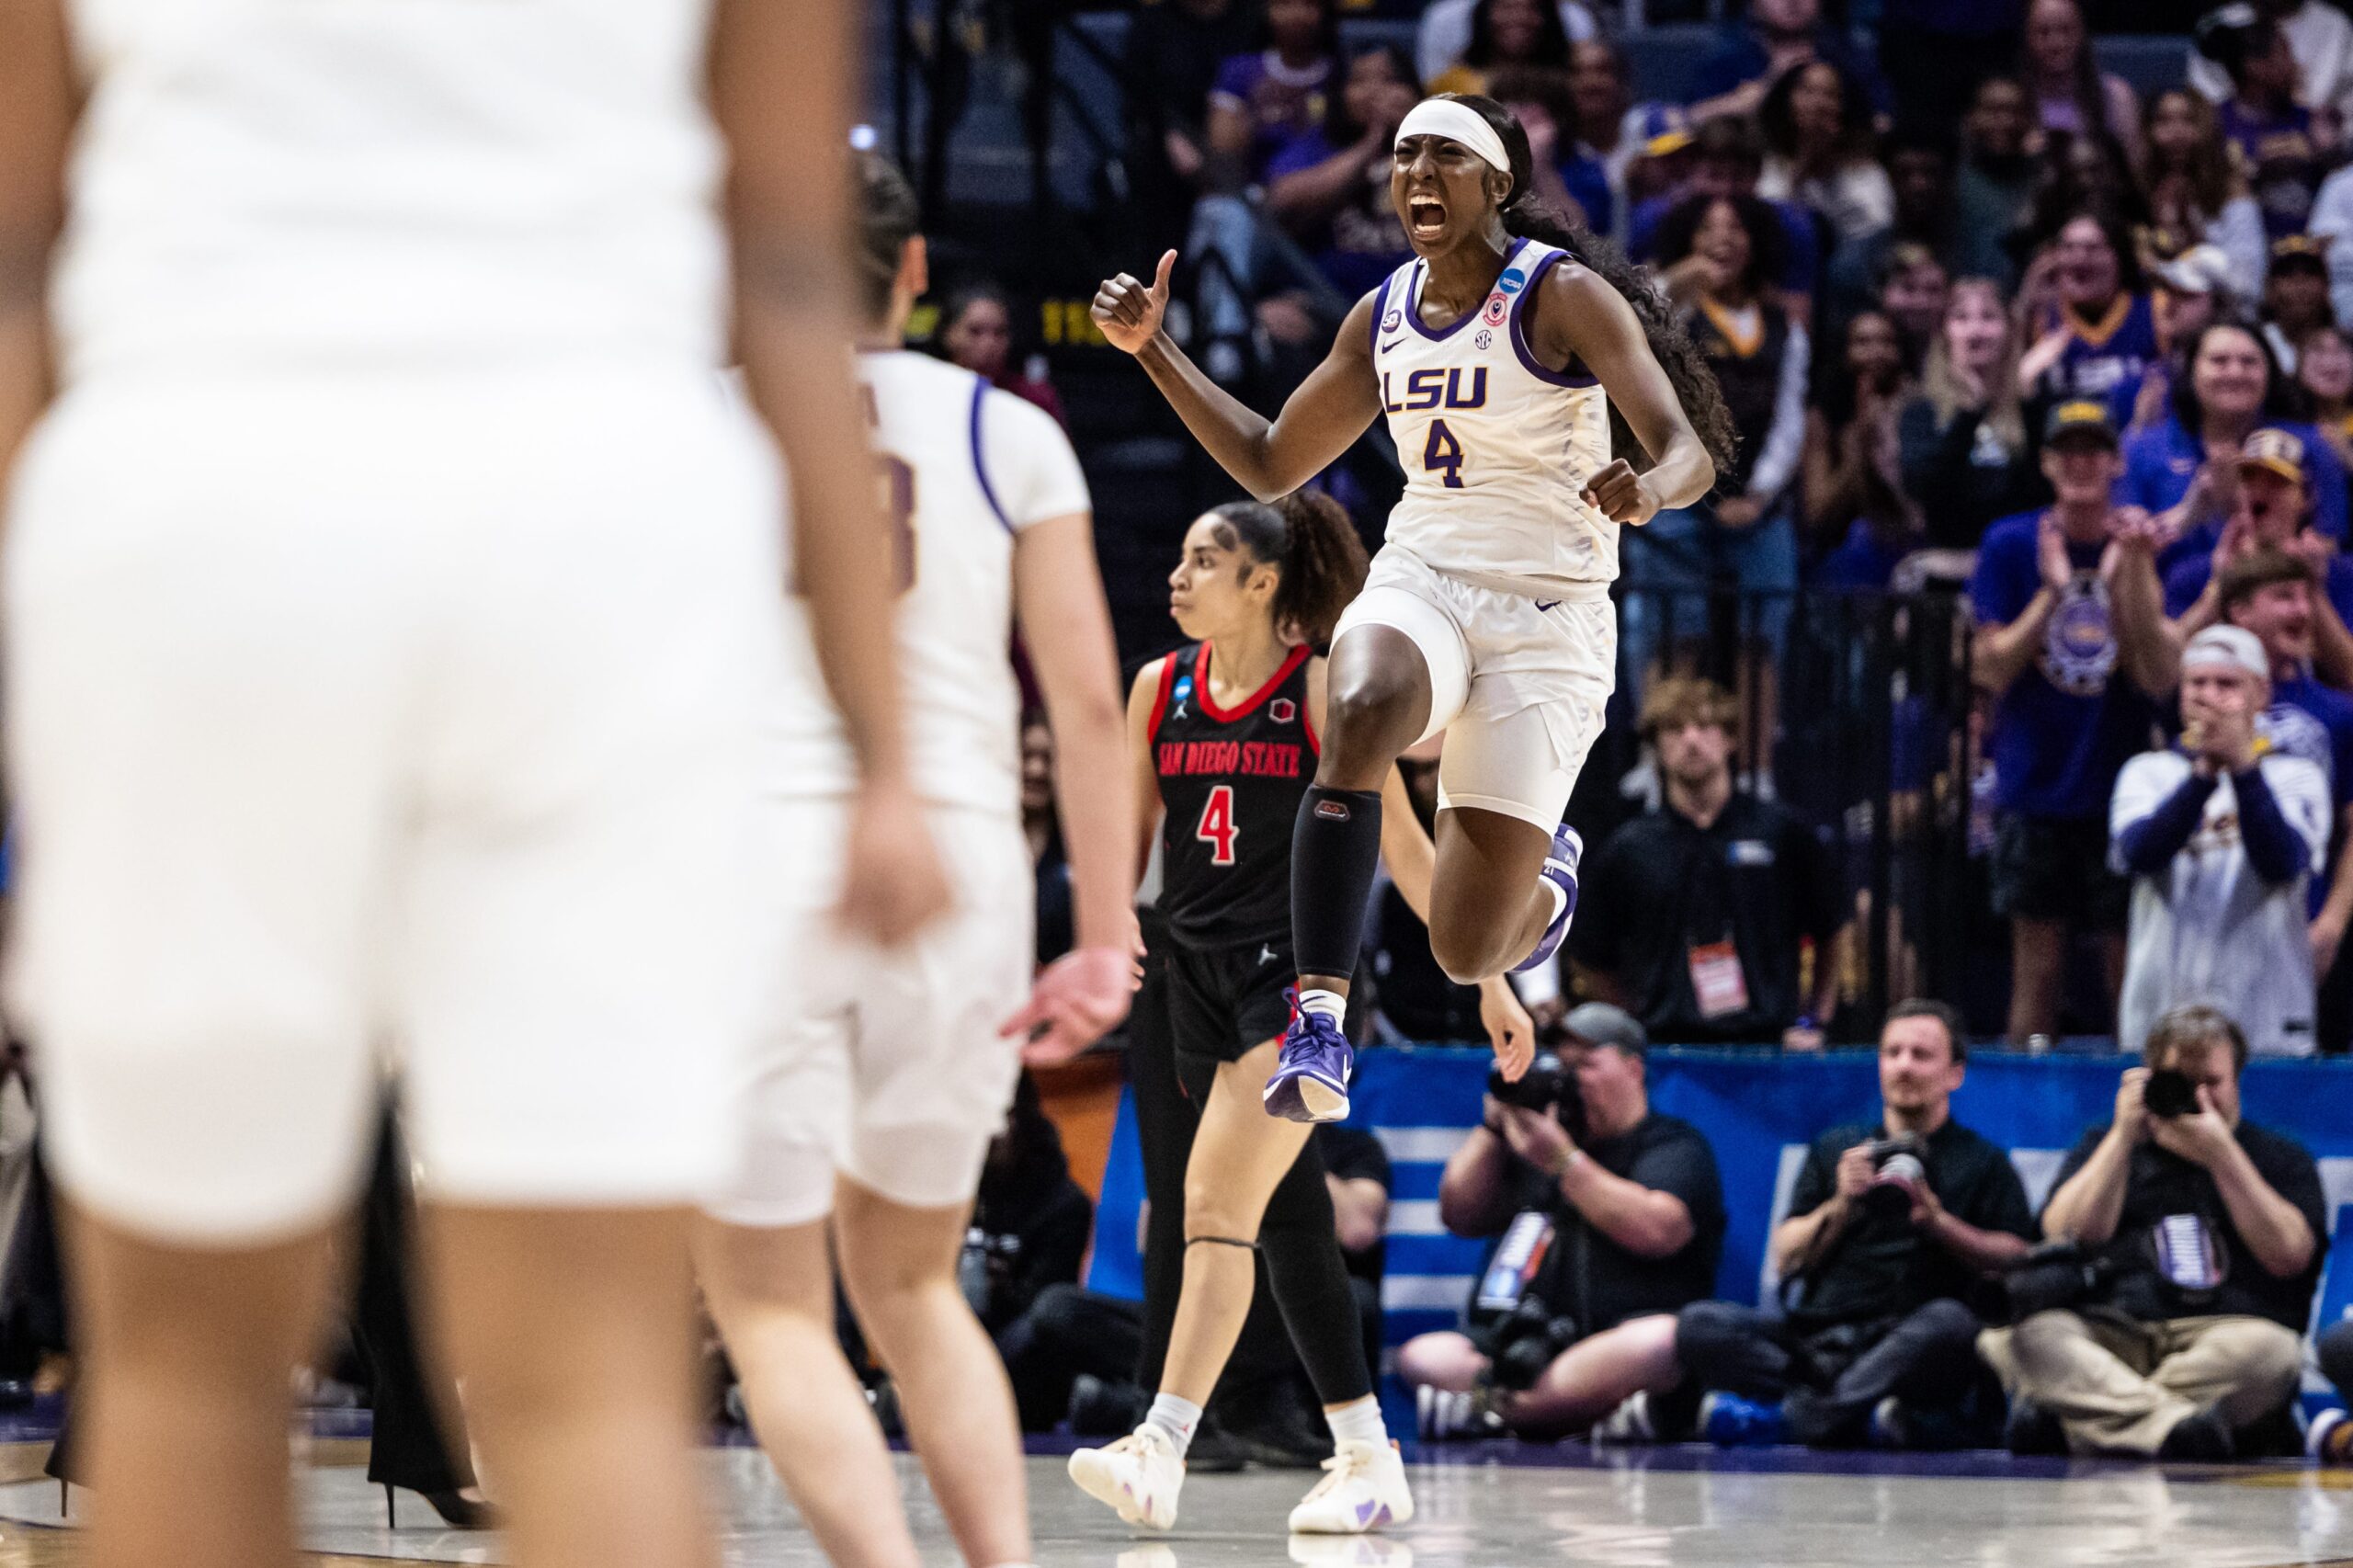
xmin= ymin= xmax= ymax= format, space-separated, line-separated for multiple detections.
xmin=1699 ymin=1392 xmax=1787 ymax=1448
xmin=1510 ymin=824 xmax=1583 ymax=973
xmin=1264 ymin=989 xmax=1353 ymax=1123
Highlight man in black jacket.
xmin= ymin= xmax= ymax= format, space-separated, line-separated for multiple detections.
xmin=1571 ymin=678 xmax=1845 ymax=1050
xmin=1665 ymin=1001 xmax=2035 ymax=1448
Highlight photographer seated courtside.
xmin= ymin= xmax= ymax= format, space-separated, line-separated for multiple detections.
xmin=1645 ymin=1001 xmax=2037 ymax=1449
xmin=1395 ymin=1005 xmax=1728 ymax=1441
xmin=1979 ymin=1003 xmax=2327 ymax=1460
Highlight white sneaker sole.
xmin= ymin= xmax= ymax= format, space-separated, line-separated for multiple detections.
xmin=1290 ymin=1476 xmax=1415 ymax=1533
xmin=1289 ymin=1497 xmax=1414 ymax=1534
xmin=1297 ymin=1077 xmax=1349 ymax=1122
xmin=1069 ymin=1449 xmax=1177 ymax=1531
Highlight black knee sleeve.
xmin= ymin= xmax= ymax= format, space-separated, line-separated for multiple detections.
xmin=1291 ymin=787 xmax=1383 ymax=978
xmin=1256 ymin=1135 xmax=1375 ymax=1406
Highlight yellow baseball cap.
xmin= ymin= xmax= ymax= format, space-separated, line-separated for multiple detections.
xmin=2237 ymin=427 xmax=2309 ymax=485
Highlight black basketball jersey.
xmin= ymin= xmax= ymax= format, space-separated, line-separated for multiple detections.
xmin=1150 ymin=640 xmax=1317 ymax=948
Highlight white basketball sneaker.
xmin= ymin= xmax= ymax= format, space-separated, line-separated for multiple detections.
xmin=1070 ymin=1425 xmax=1186 ymax=1531
xmin=1287 ymin=1438 xmax=1415 ymax=1534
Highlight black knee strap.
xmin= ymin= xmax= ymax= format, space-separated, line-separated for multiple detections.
xmin=1187 ymin=1235 xmax=1260 ymax=1251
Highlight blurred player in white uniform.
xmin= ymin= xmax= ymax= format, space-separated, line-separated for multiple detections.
xmin=697 ymin=153 xmax=1135 ymax=1568
xmin=0 ymin=6 xmax=944 ymax=1568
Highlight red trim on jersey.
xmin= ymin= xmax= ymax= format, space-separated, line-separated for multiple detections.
xmin=1195 ymin=641 xmax=1312 ymax=723
xmin=1145 ymin=653 xmax=1178 ymax=740
xmin=1301 ymin=687 xmax=1321 ymax=757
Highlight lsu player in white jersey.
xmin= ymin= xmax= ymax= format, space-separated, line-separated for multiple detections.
xmin=1094 ymin=94 xmax=1734 ymax=1124
xmin=699 ymin=153 xmax=1135 ymax=1568
xmin=0 ymin=6 xmax=946 ymax=1568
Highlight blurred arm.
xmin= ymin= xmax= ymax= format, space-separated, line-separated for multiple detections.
xmin=713 ymin=0 xmax=908 ymax=785
xmin=0 ymin=0 xmax=71 ymax=500
xmin=1014 ymin=515 xmax=1138 ymax=950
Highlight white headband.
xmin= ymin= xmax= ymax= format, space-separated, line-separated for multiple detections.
xmin=1394 ymin=99 xmax=1512 ymax=175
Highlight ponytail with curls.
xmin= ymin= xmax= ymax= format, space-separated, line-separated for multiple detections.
xmin=1205 ymin=490 xmax=1371 ymax=649
xmin=1436 ymin=93 xmax=1741 ymax=481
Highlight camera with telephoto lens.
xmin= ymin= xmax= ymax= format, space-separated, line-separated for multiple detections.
xmin=1475 ymin=1292 xmax=1582 ymax=1392
xmin=2143 ymin=1068 xmax=2200 ymax=1119
xmin=1486 ymin=1048 xmax=1586 ymax=1139
xmin=1995 ymin=1240 xmax=2118 ymax=1324
xmin=1857 ymin=1133 xmax=1929 ymax=1221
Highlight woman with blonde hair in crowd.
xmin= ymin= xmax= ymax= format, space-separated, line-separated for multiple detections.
xmin=1898 ymin=279 xmax=2045 ymax=569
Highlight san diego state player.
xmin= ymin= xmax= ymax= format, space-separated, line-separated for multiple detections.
xmin=1069 ymin=493 xmax=1534 ymax=1537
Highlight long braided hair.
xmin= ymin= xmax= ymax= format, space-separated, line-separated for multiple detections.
xmin=1439 ymin=93 xmax=1739 ymax=480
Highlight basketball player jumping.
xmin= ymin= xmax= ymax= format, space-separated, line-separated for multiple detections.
xmin=0 ymin=6 xmax=943 ymax=1568
xmin=699 ymin=153 xmax=1137 ymax=1568
xmin=1094 ymin=94 xmax=1734 ymax=1126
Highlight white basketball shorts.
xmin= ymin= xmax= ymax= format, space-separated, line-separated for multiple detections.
xmin=1330 ymin=543 xmax=1614 ymax=830
xmin=3 ymin=367 xmax=784 ymax=1244
xmin=709 ymin=798 xmax=1034 ymax=1228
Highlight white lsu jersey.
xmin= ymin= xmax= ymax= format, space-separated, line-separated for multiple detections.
xmin=767 ymin=352 xmax=1092 ymax=816
xmin=53 ymin=0 xmax=727 ymax=379
xmin=1370 ymin=237 xmax=1617 ymax=597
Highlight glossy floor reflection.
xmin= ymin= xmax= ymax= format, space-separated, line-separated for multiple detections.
xmin=0 ymin=1443 xmax=2344 ymax=1566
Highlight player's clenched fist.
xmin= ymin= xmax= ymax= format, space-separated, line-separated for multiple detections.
xmin=1580 ymin=459 xmax=1661 ymax=527
xmin=1092 ymin=250 xmax=1176 ymax=355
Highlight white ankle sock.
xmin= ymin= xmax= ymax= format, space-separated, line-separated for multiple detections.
xmin=1325 ymin=1394 xmax=1388 ymax=1449
xmin=1298 ymin=987 xmax=1346 ymax=1024
xmin=1144 ymin=1392 xmax=1203 ymax=1457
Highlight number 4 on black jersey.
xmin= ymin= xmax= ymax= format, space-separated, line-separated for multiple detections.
xmin=1149 ymin=641 xmax=1318 ymax=948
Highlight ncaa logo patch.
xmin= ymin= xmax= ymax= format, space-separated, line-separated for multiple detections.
xmin=1269 ymin=698 xmax=1297 ymax=723
xmin=1495 ymin=267 xmax=1527 ymax=295
xmin=1381 ymin=309 xmax=1403 ymax=333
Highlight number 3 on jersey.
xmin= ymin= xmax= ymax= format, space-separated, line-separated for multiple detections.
xmin=1195 ymin=784 xmax=1239 ymax=866
xmin=1424 ymin=417 xmax=1466 ymax=488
